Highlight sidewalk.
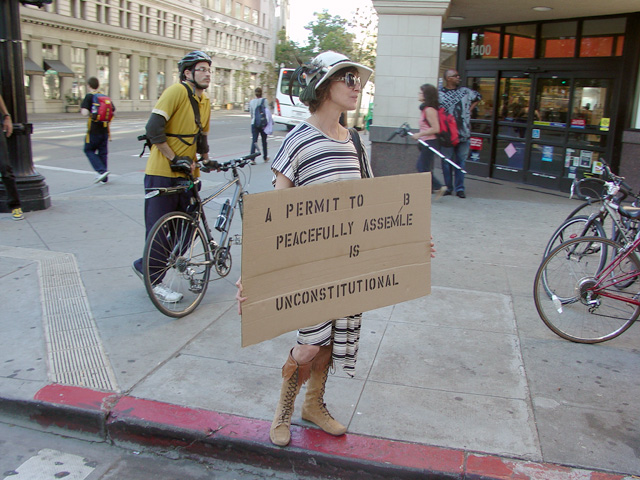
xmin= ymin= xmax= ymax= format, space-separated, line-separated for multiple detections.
xmin=1 ymin=121 xmax=639 ymax=479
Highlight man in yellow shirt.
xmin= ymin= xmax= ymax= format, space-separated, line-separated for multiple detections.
xmin=132 ymin=51 xmax=217 ymax=302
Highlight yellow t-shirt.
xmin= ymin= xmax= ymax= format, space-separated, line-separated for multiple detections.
xmin=145 ymin=82 xmax=211 ymax=178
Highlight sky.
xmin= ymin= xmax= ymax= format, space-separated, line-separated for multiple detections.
xmin=287 ymin=0 xmax=374 ymax=46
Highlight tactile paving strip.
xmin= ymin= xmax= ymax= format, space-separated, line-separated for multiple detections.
xmin=0 ymin=246 xmax=118 ymax=392
xmin=38 ymin=254 xmax=118 ymax=391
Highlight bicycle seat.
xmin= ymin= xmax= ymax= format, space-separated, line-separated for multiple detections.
xmin=618 ymin=205 xmax=640 ymax=219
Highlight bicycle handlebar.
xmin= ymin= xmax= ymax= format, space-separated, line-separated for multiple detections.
xmin=198 ymin=152 xmax=260 ymax=173
xmin=217 ymin=152 xmax=260 ymax=171
xmin=387 ymin=123 xmax=412 ymax=141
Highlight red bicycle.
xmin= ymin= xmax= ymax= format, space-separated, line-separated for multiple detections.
xmin=534 ymin=234 xmax=640 ymax=343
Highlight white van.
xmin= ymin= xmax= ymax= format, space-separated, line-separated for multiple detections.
xmin=273 ymin=68 xmax=310 ymax=130
xmin=273 ymin=67 xmax=374 ymax=131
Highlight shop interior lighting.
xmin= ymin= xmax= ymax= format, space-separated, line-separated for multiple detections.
xmin=532 ymin=6 xmax=553 ymax=11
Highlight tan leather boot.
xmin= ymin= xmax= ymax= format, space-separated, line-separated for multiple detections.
xmin=269 ymin=350 xmax=312 ymax=447
xmin=301 ymin=345 xmax=347 ymax=436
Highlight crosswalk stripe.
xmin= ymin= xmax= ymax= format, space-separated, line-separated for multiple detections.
xmin=3 ymin=449 xmax=95 ymax=480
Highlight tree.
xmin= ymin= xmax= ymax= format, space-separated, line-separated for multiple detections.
xmin=275 ymin=28 xmax=305 ymax=69
xmin=258 ymin=62 xmax=278 ymax=104
xmin=234 ymin=62 xmax=252 ymax=104
xmin=347 ymin=5 xmax=378 ymax=72
xmin=304 ymin=10 xmax=355 ymax=57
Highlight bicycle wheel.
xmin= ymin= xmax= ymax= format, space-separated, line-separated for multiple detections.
xmin=143 ymin=212 xmax=211 ymax=317
xmin=534 ymin=236 xmax=640 ymax=343
xmin=543 ymin=215 xmax=606 ymax=258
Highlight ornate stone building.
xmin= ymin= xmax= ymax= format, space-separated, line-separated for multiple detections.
xmin=19 ymin=0 xmax=278 ymax=113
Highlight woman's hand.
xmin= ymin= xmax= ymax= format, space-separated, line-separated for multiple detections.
xmin=235 ymin=277 xmax=247 ymax=315
xmin=430 ymin=235 xmax=436 ymax=258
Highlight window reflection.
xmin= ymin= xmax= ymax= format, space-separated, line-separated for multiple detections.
xmin=571 ymin=79 xmax=610 ymax=128
xmin=470 ymin=28 xmax=500 ymax=59
xmin=468 ymin=77 xmax=495 ymax=120
xmin=536 ymin=78 xmax=570 ymax=126
xmin=499 ymin=77 xmax=531 ymax=123
xmin=541 ymin=21 xmax=577 ymax=58
xmin=503 ymin=24 xmax=536 ymax=59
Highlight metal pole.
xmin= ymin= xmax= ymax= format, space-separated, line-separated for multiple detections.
xmin=0 ymin=0 xmax=51 ymax=212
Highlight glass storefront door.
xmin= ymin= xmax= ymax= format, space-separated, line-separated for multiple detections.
xmin=527 ymin=75 xmax=612 ymax=189
xmin=464 ymin=70 xmax=614 ymax=190
xmin=493 ymin=73 xmax=532 ymax=182
xmin=466 ymin=75 xmax=496 ymax=177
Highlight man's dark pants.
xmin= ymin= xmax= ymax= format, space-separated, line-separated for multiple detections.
xmin=250 ymin=124 xmax=268 ymax=158
xmin=133 ymin=175 xmax=195 ymax=283
xmin=0 ymin=129 xmax=21 ymax=210
xmin=84 ymin=132 xmax=109 ymax=175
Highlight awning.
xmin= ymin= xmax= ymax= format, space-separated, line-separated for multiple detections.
xmin=24 ymin=57 xmax=44 ymax=75
xmin=43 ymin=59 xmax=74 ymax=77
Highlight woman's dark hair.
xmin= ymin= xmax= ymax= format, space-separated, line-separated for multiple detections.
xmin=306 ymin=67 xmax=358 ymax=114
xmin=419 ymin=83 xmax=439 ymax=111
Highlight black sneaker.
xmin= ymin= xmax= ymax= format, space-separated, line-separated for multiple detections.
xmin=443 ymin=190 xmax=453 ymax=196
xmin=457 ymin=191 xmax=466 ymax=198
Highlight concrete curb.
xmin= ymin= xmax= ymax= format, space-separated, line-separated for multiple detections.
xmin=0 ymin=384 xmax=633 ymax=480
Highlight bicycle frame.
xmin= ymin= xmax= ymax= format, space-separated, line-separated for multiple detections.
xmin=196 ymin=172 xmax=244 ymax=250
xmin=586 ymin=236 xmax=640 ymax=306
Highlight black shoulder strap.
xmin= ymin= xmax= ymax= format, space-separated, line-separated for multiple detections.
xmin=349 ymin=128 xmax=370 ymax=179
xmin=182 ymin=82 xmax=202 ymax=132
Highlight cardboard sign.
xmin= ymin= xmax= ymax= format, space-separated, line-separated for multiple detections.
xmin=240 ymin=173 xmax=432 ymax=347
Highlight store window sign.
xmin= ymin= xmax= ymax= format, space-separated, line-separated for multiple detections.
xmin=571 ymin=118 xmax=586 ymax=128
xmin=470 ymin=137 xmax=483 ymax=150
xmin=532 ymin=129 xmax=540 ymax=139
xmin=580 ymin=150 xmax=593 ymax=168
xmin=542 ymin=145 xmax=554 ymax=162
xmin=505 ymin=143 xmax=517 ymax=158
xmin=568 ymin=165 xmax=577 ymax=179
xmin=565 ymin=148 xmax=574 ymax=167
xmin=599 ymin=118 xmax=610 ymax=131
xmin=592 ymin=161 xmax=604 ymax=175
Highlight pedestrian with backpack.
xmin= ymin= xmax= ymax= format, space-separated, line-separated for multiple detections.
xmin=438 ymin=69 xmax=481 ymax=198
xmin=249 ymin=87 xmax=271 ymax=163
xmin=81 ymin=77 xmax=115 ymax=184
xmin=411 ymin=83 xmax=447 ymax=200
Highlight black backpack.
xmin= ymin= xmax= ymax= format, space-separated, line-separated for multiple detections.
xmin=253 ymin=98 xmax=268 ymax=129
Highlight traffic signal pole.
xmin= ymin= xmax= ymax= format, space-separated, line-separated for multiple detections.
xmin=0 ymin=0 xmax=51 ymax=212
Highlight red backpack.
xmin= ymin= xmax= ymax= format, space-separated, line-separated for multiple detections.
xmin=438 ymin=107 xmax=459 ymax=147
xmin=91 ymin=94 xmax=114 ymax=124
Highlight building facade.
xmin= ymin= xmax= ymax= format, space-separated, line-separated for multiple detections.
xmin=19 ymin=0 xmax=277 ymax=114
xmin=369 ymin=0 xmax=640 ymax=192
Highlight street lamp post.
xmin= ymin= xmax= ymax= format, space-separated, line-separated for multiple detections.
xmin=0 ymin=0 xmax=51 ymax=212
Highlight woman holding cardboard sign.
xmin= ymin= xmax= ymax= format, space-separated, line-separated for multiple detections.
xmin=237 ymin=51 xmax=373 ymax=447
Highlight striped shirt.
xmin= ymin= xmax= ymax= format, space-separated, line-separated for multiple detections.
xmin=272 ymin=122 xmax=372 ymax=187
xmin=271 ymin=122 xmax=372 ymax=376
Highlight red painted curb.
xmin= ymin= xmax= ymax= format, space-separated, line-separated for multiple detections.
xmin=29 ymin=384 xmax=631 ymax=480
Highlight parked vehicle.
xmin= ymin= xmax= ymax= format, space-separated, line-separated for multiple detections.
xmin=273 ymin=68 xmax=310 ymax=130
xmin=273 ymin=67 xmax=374 ymax=131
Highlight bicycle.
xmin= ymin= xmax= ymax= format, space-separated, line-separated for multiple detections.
xmin=142 ymin=152 xmax=259 ymax=317
xmin=543 ymin=162 xmax=640 ymax=258
xmin=533 ymin=231 xmax=640 ymax=343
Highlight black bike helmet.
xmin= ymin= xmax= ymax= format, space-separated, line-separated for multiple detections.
xmin=178 ymin=51 xmax=212 ymax=80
